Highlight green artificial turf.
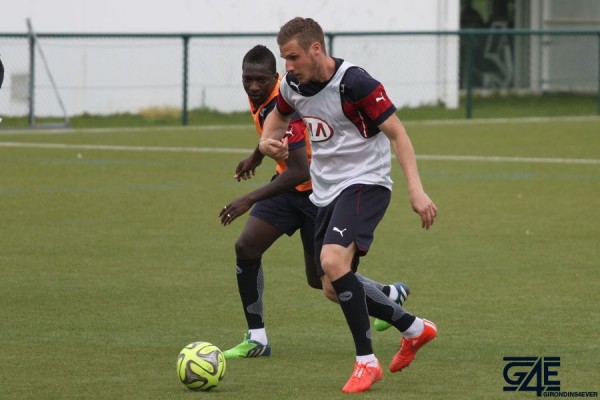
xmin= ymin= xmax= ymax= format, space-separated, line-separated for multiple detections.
xmin=1 ymin=117 xmax=599 ymax=399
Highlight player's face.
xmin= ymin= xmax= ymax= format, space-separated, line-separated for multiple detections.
xmin=242 ymin=62 xmax=278 ymax=107
xmin=280 ymin=39 xmax=318 ymax=84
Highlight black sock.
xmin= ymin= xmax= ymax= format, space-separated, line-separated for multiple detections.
xmin=236 ymin=258 xmax=264 ymax=330
xmin=331 ymin=271 xmax=373 ymax=356
xmin=363 ymin=282 xmax=416 ymax=332
xmin=382 ymin=285 xmax=391 ymax=297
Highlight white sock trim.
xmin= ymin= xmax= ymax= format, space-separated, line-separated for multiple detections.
xmin=356 ymin=354 xmax=378 ymax=366
xmin=402 ymin=317 xmax=424 ymax=338
xmin=248 ymin=328 xmax=268 ymax=345
xmin=388 ymin=285 xmax=400 ymax=302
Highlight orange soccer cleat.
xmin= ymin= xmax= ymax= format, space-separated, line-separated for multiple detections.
xmin=341 ymin=360 xmax=383 ymax=393
xmin=389 ymin=319 xmax=437 ymax=372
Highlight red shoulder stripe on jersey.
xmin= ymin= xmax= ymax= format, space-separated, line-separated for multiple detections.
xmin=284 ymin=119 xmax=307 ymax=145
xmin=277 ymin=90 xmax=296 ymax=116
xmin=356 ymin=83 xmax=396 ymax=124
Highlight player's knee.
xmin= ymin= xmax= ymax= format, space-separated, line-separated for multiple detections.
xmin=319 ymin=252 xmax=335 ymax=275
xmin=320 ymin=250 xmax=347 ymax=278
xmin=234 ymin=237 xmax=260 ymax=259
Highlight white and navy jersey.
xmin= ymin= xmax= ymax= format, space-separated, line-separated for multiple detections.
xmin=277 ymin=58 xmax=396 ymax=207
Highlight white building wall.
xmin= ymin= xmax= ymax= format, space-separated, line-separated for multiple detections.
xmin=0 ymin=0 xmax=460 ymax=116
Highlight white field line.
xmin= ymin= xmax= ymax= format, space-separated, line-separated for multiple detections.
xmin=0 ymin=115 xmax=598 ymax=135
xmin=418 ymin=154 xmax=600 ymax=165
xmin=406 ymin=115 xmax=600 ymax=126
xmin=0 ymin=141 xmax=250 ymax=154
xmin=1 ymin=141 xmax=599 ymax=165
xmin=0 ymin=124 xmax=251 ymax=135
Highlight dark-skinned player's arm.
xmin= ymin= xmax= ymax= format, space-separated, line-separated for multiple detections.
xmin=219 ymin=145 xmax=309 ymax=226
xmin=219 ymin=122 xmax=310 ymax=226
xmin=233 ymin=145 xmax=265 ymax=181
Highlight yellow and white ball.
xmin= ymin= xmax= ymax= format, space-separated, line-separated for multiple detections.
xmin=176 ymin=341 xmax=226 ymax=391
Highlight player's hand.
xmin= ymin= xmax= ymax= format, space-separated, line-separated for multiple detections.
xmin=219 ymin=198 xmax=252 ymax=226
xmin=409 ymin=190 xmax=438 ymax=230
xmin=259 ymin=137 xmax=289 ymax=160
xmin=234 ymin=156 xmax=262 ymax=181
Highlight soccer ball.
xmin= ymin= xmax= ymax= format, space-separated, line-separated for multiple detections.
xmin=176 ymin=341 xmax=226 ymax=391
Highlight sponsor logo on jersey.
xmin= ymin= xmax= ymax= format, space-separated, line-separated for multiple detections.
xmin=304 ymin=116 xmax=334 ymax=142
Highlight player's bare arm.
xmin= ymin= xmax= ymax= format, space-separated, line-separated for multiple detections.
xmin=258 ymin=107 xmax=292 ymax=160
xmin=219 ymin=145 xmax=310 ymax=226
xmin=234 ymin=145 xmax=265 ymax=181
xmin=379 ymin=114 xmax=438 ymax=229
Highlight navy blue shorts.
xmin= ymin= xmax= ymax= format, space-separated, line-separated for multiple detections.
xmin=250 ymin=189 xmax=317 ymax=256
xmin=314 ymin=184 xmax=391 ymax=276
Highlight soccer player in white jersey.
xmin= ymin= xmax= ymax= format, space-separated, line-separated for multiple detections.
xmin=259 ymin=17 xmax=439 ymax=393
xmin=220 ymin=45 xmax=411 ymax=359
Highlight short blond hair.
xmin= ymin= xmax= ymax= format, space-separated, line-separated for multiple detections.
xmin=277 ymin=17 xmax=327 ymax=55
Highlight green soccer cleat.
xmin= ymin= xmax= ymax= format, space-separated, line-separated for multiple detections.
xmin=373 ymin=282 xmax=411 ymax=332
xmin=222 ymin=333 xmax=271 ymax=359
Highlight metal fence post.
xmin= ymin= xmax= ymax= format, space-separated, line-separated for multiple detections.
xmin=28 ymin=28 xmax=36 ymax=126
xmin=598 ymin=34 xmax=600 ymax=115
xmin=465 ymin=31 xmax=474 ymax=119
xmin=327 ymin=33 xmax=334 ymax=56
xmin=182 ymin=35 xmax=190 ymax=126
